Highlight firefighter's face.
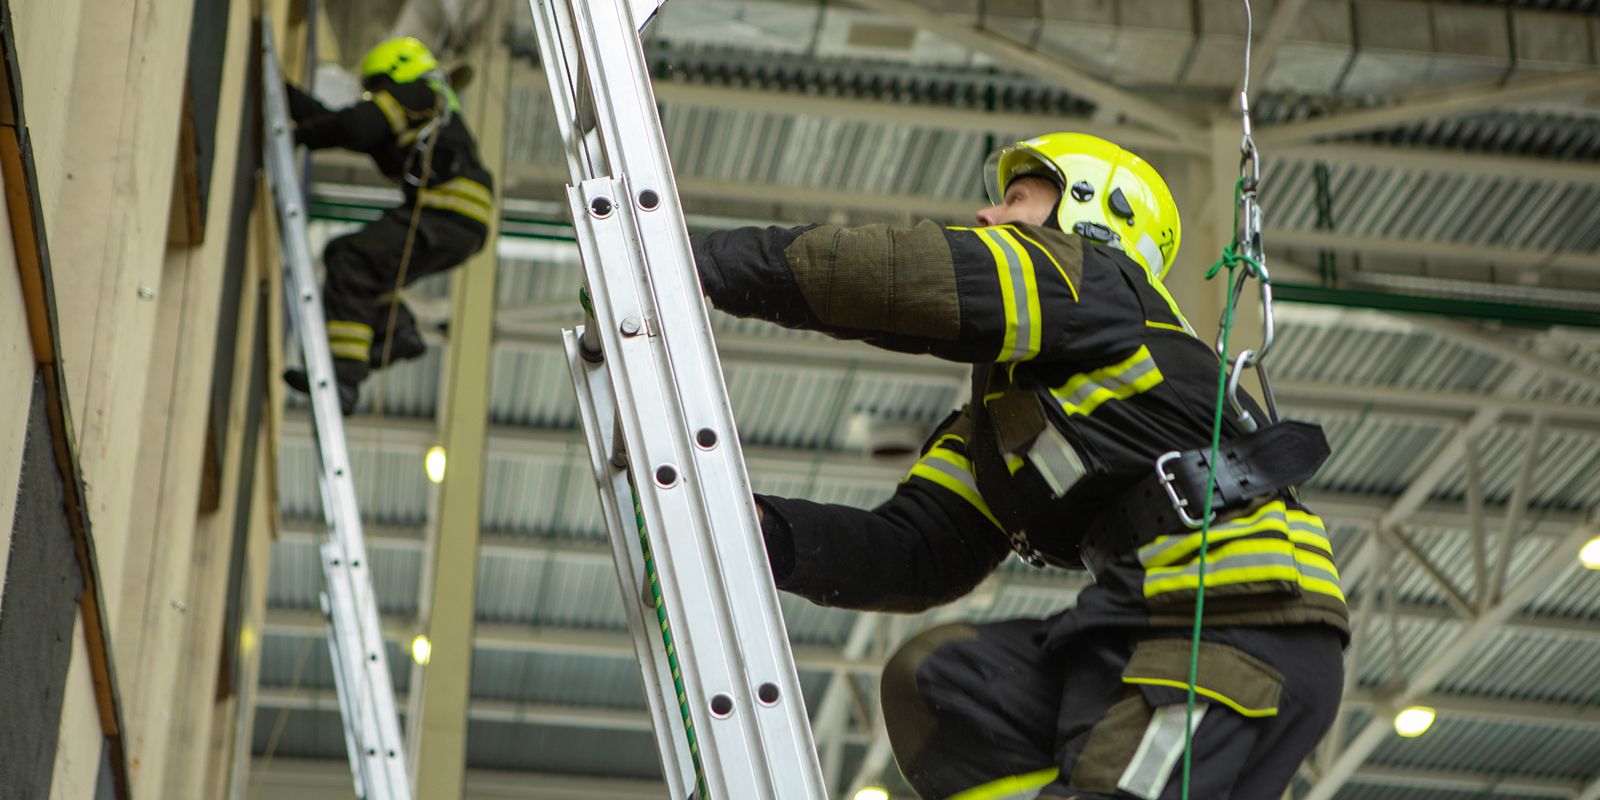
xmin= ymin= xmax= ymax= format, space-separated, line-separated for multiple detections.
xmin=975 ymin=175 xmax=1062 ymax=227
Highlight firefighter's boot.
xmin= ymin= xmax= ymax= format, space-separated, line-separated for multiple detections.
xmin=283 ymin=357 xmax=364 ymax=416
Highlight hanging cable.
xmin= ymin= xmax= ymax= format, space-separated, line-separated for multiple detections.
xmin=1181 ymin=0 xmax=1282 ymax=795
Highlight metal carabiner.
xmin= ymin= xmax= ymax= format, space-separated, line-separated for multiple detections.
xmin=1224 ymin=350 xmax=1259 ymax=433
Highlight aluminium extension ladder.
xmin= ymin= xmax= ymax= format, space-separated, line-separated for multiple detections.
xmin=529 ymin=1 xmax=829 ymax=797
xmin=260 ymin=22 xmax=413 ymax=800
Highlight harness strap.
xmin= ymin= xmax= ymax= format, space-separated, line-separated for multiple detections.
xmin=1079 ymin=420 xmax=1330 ymax=575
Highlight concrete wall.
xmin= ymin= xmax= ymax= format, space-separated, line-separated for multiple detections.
xmin=2 ymin=0 xmax=293 ymax=796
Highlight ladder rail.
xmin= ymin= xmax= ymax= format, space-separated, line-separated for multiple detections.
xmin=260 ymin=22 xmax=413 ymax=800
xmin=533 ymin=0 xmax=829 ymax=796
xmin=563 ymin=329 xmax=698 ymax=796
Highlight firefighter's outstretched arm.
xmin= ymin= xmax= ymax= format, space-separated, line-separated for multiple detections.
xmin=754 ymin=409 xmax=1010 ymax=612
xmin=693 ymin=221 xmax=1095 ymax=364
xmin=285 ymin=83 xmax=397 ymax=152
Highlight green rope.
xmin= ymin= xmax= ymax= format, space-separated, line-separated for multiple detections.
xmin=1181 ymin=181 xmax=1257 ymax=798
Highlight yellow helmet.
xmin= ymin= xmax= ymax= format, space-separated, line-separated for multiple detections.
xmin=985 ymin=132 xmax=1181 ymax=280
xmin=360 ymin=37 xmax=439 ymax=84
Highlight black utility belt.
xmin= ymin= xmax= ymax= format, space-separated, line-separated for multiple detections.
xmin=1078 ymin=420 xmax=1330 ymax=576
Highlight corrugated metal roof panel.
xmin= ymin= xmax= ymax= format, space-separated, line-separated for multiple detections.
xmin=278 ymin=438 xmax=434 ymax=525
xmin=472 ymin=650 xmax=646 ymax=708
xmin=258 ymin=633 xmax=410 ymax=694
xmin=1363 ymin=716 xmax=1600 ymax=779
xmin=466 ymin=720 xmax=661 ymax=778
xmin=1439 ymin=626 xmax=1600 ymax=704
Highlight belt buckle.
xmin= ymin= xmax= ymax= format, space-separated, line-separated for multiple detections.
xmin=1155 ymin=451 xmax=1213 ymax=530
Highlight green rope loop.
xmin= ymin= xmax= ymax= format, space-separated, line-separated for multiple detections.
xmin=1181 ymin=177 xmax=1255 ymax=799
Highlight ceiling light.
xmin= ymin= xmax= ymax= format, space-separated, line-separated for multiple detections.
xmin=852 ymin=789 xmax=889 ymax=800
xmin=1580 ymin=536 xmax=1600 ymax=571
xmin=1393 ymin=706 xmax=1435 ymax=738
xmin=411 ymin=634 xmax=432 ymax=667
xmin=424 ymin=445 xmax=447 ymax=484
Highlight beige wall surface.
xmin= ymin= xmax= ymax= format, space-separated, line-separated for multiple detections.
xmin=10 ymin=0 xmax=85 ymax=232
xmin=5 ymin=0 xmax=292 ymax=797
xmin=0 ymin=170 xmax=29 ymax=597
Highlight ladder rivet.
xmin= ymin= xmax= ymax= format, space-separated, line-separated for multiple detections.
xmin=637 ymin=189 xmax=660 ymax=210
xmin=351 ymin=560 xmax=361 ymax=568
xmin=695 ymin=428 xmax=718 ymax=449
xmin=370 ymin=653 xmax=379 ymax=661
xmin=302 ymin=291 xmax=314 ymax=303
xmin=620 ymin=317 xmax=643 ymax=336
xmin=710 ymin=693 xmax=734 ymax=719
xmin=589 ymin=196 xmax=614 ymax=218
xmin=387 ymin=750 xmax=398 ymax=758
xmin=757 ymin=682 xmax=781 ymax=705
xmin=368 ymin=748 xmax=378 ymax=756
xmin=335 ymin=468 xmax=345 ymax=476
xmin=655 ymin=465 xmax=678 ymax=487
xmin=331 ymin=558 xmax=341 ymax=566
xmin=318 ymin=378 xmax=329 ymax=388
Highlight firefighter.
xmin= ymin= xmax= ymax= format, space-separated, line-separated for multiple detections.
xmin=283 ymin=36 xmax=494 ymax=415
xmin=691 ymin=133 xmax=1347 ymax=799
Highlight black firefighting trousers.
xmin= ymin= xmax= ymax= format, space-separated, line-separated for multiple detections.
xmin=322 ymin=205 xmax=487 ymax=381
xmin=880 ymin=618 xmax=1343 ymax=799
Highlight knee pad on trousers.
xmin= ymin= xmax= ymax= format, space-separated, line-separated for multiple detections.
xmin=880 ymin=623 xmax=979 ymax=771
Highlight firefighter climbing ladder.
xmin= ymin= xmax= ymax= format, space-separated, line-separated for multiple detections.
xmin=530 ymin=1 xmax=829 ymax=797
xmin=260 ymin=23 xmax=413 ymax=800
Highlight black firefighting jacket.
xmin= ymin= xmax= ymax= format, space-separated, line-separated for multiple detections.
xmin=288 ymin=81 xmax=494 ymax=228
xmin=693 ymin=221 xmax=1349 ymax=639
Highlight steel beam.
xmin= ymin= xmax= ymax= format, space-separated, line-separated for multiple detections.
xmin=1256 ymin=70 xmax=1600 ymax=148
xmin=1265 ymin=228 xmax=1600 ymax=277
xmin=843 ymin=0 xmax=1198 ymax=140
xmin=406 ymin=10 xmax=509 ymax=795
xmin=1352 ymin=765 xmax=1583 ymax=798
xmin=1304 ymin=516 xmax=1600 ymax=800
xmin=1276 ymin=143 xmax=1600 ymax=187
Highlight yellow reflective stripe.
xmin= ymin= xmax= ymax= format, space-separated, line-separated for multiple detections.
xmin=948 ymin=768 xmax=1061 ymax=800
xmin=1120 ymin=678 xmax=1279 ymax=718
xmin=372 ymin=91 xmax=408 ymax=134
xmin=1288 ymin=528 xmax=1335 ymax=554
xmin=1007 ymin=227 xmax=1078 ymax=301
xmin=1005 ymin=454 xmax=1025 ymax=475
xmin=1144 ymin=538 xmax=1301 ymax=596
xmin=330 ymin=342 xmax=371 ymax=362
xmin=994 ymin=228 xmax=1043 ymax=360
xmin=1139 ymin=501 xmax=1293 ymax=567
xmin=1298 ymin=574 xmax=1347 ymax=602
xmin=418 ymin=192 xmax=493 ymax=224
xmin=973 ymin=229 xmax=1024 ymax=361
xmin=1146 ymin=320 xmax=1189 ymax=334
xmin=906 ymin=439 xmax=1001 ymax=529
xmin=1050 ymin=345 xmax=1164 ymax=417
xmin=327 ymin=321 xmax=374 ymax=343
xmin=435 ymin=177 xmax=493 ymax=205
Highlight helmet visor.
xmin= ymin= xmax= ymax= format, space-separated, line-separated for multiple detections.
xmin=984 ymin=145 xmax=1065 ymax=205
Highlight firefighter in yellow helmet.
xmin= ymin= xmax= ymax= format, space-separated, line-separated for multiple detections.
xmin=691 ymin=132 xmax=1345 ymax=799
xmin=282 ymin=37 xmax=495 ymax=414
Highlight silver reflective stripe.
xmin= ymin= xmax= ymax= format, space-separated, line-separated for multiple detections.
xmin=1289 ymin=518 xmax=1328 ymax=536
xmin=1118 ymin=703 xmax=1208 ymax=800
xmin=1149 ymin=549 xmax=1299 ymax=585
xmin=1058 ymin=353 xmax=1159 ymax=410
xmin=1297 ymin=560 xmax=1341 ymax=586
xmin=986 ymin=229 xmax=1033 ymax=362
xmin=1136 ymin=232 xmax=1167 ymax=279
xmin=1028 ymin=424 xmax=1086 ymax=498
xmin=923 ymin=453 xmax=981 ymax=495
